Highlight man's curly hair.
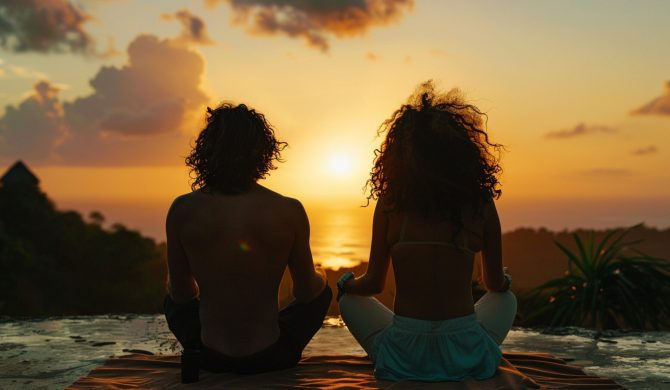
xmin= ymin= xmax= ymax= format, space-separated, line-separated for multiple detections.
xmin=186 ymin=103 xmax=287 ymax=194
xmin=367 ymin=81 xmax=503 ymax=225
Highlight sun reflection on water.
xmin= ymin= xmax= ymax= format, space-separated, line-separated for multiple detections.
xmin=307 ymin=204 xmax=374 ymax=270
xmin=319 ymin=256 xmax=359 ymax=270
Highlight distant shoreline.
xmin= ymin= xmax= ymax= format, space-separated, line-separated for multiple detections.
xmin=53 ymin=196 xmax=670 ymax=242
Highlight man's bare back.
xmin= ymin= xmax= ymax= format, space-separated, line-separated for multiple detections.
xmin=167 ymin=184 xmax=326 ymax=357
xmin=164 ymin=103 xmax=330 ymax=375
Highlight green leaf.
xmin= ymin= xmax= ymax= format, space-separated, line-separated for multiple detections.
xmin=525 ymin=223 xmax=669 ymax=330
xmin=555 ymin=240 xmax=587 ymax=276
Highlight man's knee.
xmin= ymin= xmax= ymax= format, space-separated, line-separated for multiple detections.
xmin=163 ymin=295 xmax=201 ymax=347
xmin=164 ymin=295 xmax=199 ymax=321
xmin=307 ymin=284 xmax=332 ymax=316
xmin=318 ymin=284 xmax=333 ymax=308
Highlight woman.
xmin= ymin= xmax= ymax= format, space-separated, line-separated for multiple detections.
xmin=338 ymin=81 xmax=516 ymax=382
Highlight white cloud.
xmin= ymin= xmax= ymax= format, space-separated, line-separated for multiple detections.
xmin=0 ymin=34 xmax=210 ymax=166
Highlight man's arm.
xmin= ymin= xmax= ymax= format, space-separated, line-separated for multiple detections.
xmin=166 ymin=197 xmax=199 ymax=303
xmin=481 ymin=200 xmax=510 ymax=292
xmin=341 ymin=201 xmax=391 ymax=295
xmin=287 ymin=199 xmax=326 ymax=302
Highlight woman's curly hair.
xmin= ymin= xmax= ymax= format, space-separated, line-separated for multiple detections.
xmin=367 ymin=81 xmax=503 ymax=225
xmin=186 ymin=103 xmax=287 ymax=194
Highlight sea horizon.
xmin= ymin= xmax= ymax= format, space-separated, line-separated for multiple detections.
xmin=52 ymin=195 xmax=670 ymax=244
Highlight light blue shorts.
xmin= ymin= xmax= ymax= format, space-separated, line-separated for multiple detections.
xmin=373 ymin=313 xmax=502 ymax=381
xmin=339 ymin=291 xmax=517 ymax=381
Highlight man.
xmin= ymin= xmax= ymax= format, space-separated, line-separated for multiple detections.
xmin=164 ymin=103 xmax=330 ymax=375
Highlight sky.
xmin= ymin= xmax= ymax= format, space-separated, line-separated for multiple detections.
xmin=1 ymin=0 xmax=669 ymax=239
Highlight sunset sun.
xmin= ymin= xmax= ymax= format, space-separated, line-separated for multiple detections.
xmin=326 ymin=153 xmax=353 ymax=177
xmin=0 ymin=1 xmax=668 ymax=387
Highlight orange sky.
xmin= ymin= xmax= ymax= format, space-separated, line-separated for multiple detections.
xmin=1 ymin=1 xmax=669 ymax=237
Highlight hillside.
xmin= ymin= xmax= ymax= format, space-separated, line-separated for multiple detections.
xmin=320 ymin=225 xmax=670 ymax=315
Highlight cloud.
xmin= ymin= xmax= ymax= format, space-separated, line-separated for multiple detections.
xmin=631 ymin=81 xmax=670 ymax=116
xmin=579 ymin=168 xmax=633 ymax=177
xmin=99 ymin=37 xmax=122 ymax=58
xmin=66 ymin=35 xmax=208 ymax=136
xmin=0 ymin=0 xmax=94 ymax=54
xmin=0 ymin=34 xmax=210 ymax=166
xmin=0 ymin=80 xmax=69 ymax=162
xmin=162 ymin=9 xmax=214 ymax=45
xmin=207 ymin=0 xmax=413 ymax=52
xmin=632 ymin=146 xmax=658 ymax=156
xmin=545 ymin=123 xmax=617 ymax=139
xmin=0 ymin=61 xmax=49 ymax=79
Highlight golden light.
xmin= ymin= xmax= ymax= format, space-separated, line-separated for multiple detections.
xmin=319 ymin=256 xmax=359 ymax=271
xmin=326 ymin=153 xmax=353 ymax=177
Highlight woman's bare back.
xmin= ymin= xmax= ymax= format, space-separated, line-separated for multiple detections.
xmin=388 ymin=207 xmax=486 ymax=321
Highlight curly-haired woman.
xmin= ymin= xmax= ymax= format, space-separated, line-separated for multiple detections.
xmin=337 ymin=82 xmax=516 ymax=382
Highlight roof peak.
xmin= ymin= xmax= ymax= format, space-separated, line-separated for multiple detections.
xmin=1 ymin=160 xmax=40 ymax=186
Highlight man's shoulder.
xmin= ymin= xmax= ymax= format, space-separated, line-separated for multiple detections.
xmin=256 ymin=186 xmax=304 ymax=212
xmin=277 ymin=195 xmax=308 ymax=220
xmin=171 ymin=192 xmax=198 ymax=207
xmin=167 ymin=192 xmax=199 ymax=220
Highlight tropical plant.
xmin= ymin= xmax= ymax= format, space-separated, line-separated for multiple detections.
xmin=522 ymin=224 xmax=670 ymax=330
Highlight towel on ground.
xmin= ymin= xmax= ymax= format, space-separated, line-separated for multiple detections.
xmin=68 ymin=352 xmax=623 ymax=389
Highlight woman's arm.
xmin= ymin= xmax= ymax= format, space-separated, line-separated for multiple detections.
xmin=341 ymin=201 xmax=391 ymax=296
xmin=480 ymin=200 xmax=510 ymax=292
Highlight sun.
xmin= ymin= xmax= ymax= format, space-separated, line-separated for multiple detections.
xmin=326 ymin=154 xmax=353 ymax=177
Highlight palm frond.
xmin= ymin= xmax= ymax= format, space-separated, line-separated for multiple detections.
xmin=521 ymin=223 xmax=669 ymax=330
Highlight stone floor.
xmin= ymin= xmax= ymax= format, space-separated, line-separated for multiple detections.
xmin=0 ymin=315 xmax=668 ymax=389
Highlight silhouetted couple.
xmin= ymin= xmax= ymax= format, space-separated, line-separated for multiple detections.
xmin=164 ymin=81 xmax=517 ymax=383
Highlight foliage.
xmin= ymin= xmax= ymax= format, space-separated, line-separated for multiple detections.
xmin=522 ymin=224 xmax=670 ymax=330
xmin=0 ymin=184 xmax=166 ymax=316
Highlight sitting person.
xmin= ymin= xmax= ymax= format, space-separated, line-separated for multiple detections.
xmin=164 ymin=103 xmax=331 ymax=376
xmin=337 ymin=82 xmax=516 ymax=382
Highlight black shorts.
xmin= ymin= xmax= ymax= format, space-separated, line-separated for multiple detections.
xmin=164 ymin=285 xmax=332 ymax=374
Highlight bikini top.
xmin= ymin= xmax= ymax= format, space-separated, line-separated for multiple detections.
xmin=391 ymin=215 xmax=476 ymax=256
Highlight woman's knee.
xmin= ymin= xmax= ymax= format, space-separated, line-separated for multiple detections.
xmin=477 ymin=290 xmax=517 ymax=312
xmin=497 ymin=290 xmax=517 ymax=311
xmin=338 ymin=294 xmax=364 ymax=311
xmin=337 ymin=294 xmax=360 ymax=319
xmin=502 ymin=290 xmax=518 ymax=313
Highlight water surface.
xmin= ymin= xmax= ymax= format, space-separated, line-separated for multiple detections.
xmin=1 ymin=316 xmax=668 ymax=389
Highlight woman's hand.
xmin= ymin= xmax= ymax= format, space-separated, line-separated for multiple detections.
xmin=501 ymin=267 xmax=512 ymax=292
xmin=336 ymin=272 xmax=355 ymax=301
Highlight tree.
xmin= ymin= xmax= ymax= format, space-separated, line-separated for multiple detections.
xmin=89 ymin=211 xmax=105 ymax=225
